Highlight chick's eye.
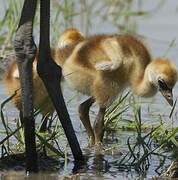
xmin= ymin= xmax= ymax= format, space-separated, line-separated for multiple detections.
xmin=158 ymin=79 xmax=168 ymax=90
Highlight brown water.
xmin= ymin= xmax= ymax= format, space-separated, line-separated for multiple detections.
xmin=0 ymin=0 xmax=178 ymax=179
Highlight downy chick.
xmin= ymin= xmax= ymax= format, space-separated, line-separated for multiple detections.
xmin=61 ymin=34 xmax=178 ymax=145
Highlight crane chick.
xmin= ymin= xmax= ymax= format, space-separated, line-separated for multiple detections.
xmin=61 ymin=34 xmax=177 ymax=146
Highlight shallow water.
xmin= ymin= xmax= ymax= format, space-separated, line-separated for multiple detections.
xmin=0 ymin=84 xmax=173 ymax=179
xmin=0 ymin=0 xmax=178 ymax=179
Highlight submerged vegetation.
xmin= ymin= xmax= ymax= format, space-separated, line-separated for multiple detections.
xmin=0 ymin=0 xmax=178 ymax=178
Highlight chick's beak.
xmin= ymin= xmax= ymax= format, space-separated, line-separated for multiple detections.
xmin=160 ymin=89 xmax=173 ymax=106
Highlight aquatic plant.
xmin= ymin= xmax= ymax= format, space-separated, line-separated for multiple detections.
xmin=0 ymin=94 xmax=65 ymax=159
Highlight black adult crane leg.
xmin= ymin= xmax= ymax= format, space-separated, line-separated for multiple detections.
xmin=13 ymin=0 xmax=38 ymax=172
xmin=37 ymin=0 xmax=84 ymax=163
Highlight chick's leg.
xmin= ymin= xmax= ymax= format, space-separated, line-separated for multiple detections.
xmin=78 ymin=97 xmax=95 ymax=145
xmin=93 ymin=107 xmax=106 ymax=145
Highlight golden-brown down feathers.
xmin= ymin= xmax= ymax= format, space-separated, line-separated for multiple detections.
xmin=62 ymin=33 xmax=177 ymax=144
xmin=62 ymin=33 xmax=177 ymax=107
